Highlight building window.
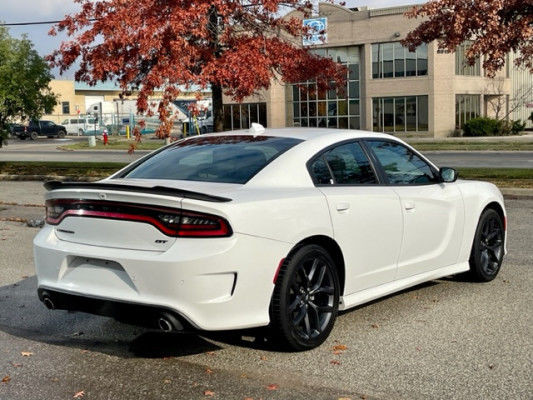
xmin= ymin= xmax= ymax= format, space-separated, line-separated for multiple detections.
xmin=372 ymin=42 xmax=428 ymax=79
xmin=372 ymin=95 xmax=429 ymax=133
xmin=62 ymin=102 xmax=70 ymax=115
xmin=223 ymin=103 xmax=267 ymax=131
xmin=289 ymin=46 xmax=360 ymax=130
xmin=456 ymin=94 xmax=480 ymax=128
xmin=455 ymin=42 xmax=481 ymax=76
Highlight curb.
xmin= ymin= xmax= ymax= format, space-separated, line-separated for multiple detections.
xmin=1 ymin=175 xmax=532 ymax=199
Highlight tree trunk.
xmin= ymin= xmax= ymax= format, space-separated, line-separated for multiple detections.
xmin=207 ymin=6 xmax=224 ymax=132
xmin=212 ymin=83 xmax=224 ymax=132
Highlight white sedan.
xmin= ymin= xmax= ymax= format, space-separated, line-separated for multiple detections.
xmin=34 ymin=126 xmax=507 ymax=350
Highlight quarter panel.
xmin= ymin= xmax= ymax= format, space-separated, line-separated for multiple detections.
xmin=455 ymin=180 xmax=507 ymax=263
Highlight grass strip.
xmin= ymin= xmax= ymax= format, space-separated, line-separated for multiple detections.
xmin=60 ymin=140 xmax=165 ymax=151
xmin=0 ymin=161 xmax=127 ymax=179
xmin=411 ymin=141 xmax=533 ymax=151
xmin=457 ymin=168 xmax=533 ymax=189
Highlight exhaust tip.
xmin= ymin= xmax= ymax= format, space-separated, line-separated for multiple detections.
xmin=158 ymin=317 xmax=173 ymax=332
xmin=43 ymin=296 xmax=55 ymax=310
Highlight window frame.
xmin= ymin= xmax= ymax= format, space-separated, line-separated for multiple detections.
xmin=306 ymin=139 xmax=382 ymax=186
xmin=363 ymin=138 xmax=442 ymax=186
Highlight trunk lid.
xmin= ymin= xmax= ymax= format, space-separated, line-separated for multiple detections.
xmin=45 ymin=179 xmax=237 ymax=252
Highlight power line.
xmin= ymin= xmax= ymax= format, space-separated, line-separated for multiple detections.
xmin=0 ymin=20 xmax=64 ymax=27
xmin=1 ymin=19 xmax=96 ymax=27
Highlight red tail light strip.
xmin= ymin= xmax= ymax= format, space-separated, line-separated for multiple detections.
xmin=45 ymin=199 xmax=232 ymax=238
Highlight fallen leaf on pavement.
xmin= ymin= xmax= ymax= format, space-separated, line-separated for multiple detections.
xmin=338 ymin=397 xmax=352 ymax=400
xmin=206 ymin=351 xmax=216 ymax=356
xmin=206 ymin=368 xmax=213 ymax=374
xmin=332 ymin=344 xmax=347 ymax=352
xmin=488 ymin=364 xmax=495 ymax=369
xmin=73 ymin=391 xmax=85 ymax=398
xmin=371 ymin=323 xmax=379 ymax=329
xmin=11 ymin=362 xmax=22 ymax=368
xmin=21 ymin=351 xmax=33 ymax=357
xmin=259 ymin=355 xmax=268 ymax=361
xmin=163 ymin=379 xmax=171 ymax=384
xmin=333 ymin=350 xmax=342 ymax=355
xmin=330 ymin=360 xmax=341 ymax=365
xmin=204 ymin=390 xmax=215 ymax=397
xmin=266 ymin=384 xmax=279 ymax=391
xmin=1 ymin=376 xmax=10 ymax=384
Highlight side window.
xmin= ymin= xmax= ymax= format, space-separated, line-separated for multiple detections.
xmin=309 ymin=142 xmax=377 ymax=185
xmin=309 ymin=157 xmax=333 ymax=185
xmin=367 ymin=140 xmax=437 ymax=185
xmin=324 ymin=142 xmax=377 ymax=184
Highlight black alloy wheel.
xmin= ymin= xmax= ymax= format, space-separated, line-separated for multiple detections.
xmin=469 ymin=209 xmax=505 ymax=282
xmin=271 ymin=244 xmax=339 ymax=351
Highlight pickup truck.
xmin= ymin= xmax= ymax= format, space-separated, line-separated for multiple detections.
xmin=16 ymin=120 xmax=67 ymax=140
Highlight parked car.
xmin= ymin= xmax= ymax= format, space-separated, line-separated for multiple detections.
xmin=7 ymin=123 xmax=25 ymax=139
xmin=61 ymin=117 xmax=100 ymax=136
xmin=17 ymin=120 xmax=67 ymax=140
xmin=34 ymin=126 xmax=506 ymax=351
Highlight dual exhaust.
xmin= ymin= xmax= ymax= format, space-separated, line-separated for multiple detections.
xmin=40 ymin=291 xmax=183 ymax=332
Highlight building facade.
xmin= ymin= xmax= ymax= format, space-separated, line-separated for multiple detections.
xmin=223 ymin=3 xmax=514 ymax=138
xmin=45 ymin=80 xmax=208 ymax=124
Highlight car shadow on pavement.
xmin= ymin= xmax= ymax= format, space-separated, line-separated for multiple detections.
xmin=0 ymin=276 xmax=221 ymax=358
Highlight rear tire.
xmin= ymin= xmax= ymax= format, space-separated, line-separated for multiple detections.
xmin=270 ymin=244 xmax=340 ymax=351
xmin=30 ymin=131 xmax=38 ymax=140
xmin=78 ymin=129 xmax=84 ymax=136
xmin=469 ymin=209 xmax=505 ymax=282
xmin=58 ymin=130 xmax=66 ymax=139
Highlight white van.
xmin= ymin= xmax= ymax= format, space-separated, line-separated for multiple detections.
xmin=61 ymin=117 xmax=101 ymax=135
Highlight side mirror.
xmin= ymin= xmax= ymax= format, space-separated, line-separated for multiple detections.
xmin=439 ymin=167 xmax=458 ymax=183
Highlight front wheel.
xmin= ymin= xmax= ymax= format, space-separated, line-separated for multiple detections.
xmin=270 ymin=244 xmax=340 ymax=351
xmin=469 ymin=209 xmax=505 ymax=282
xmin=29 ymin=131 xmax=38 ymax=140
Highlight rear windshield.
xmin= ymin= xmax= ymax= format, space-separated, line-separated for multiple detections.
xmin=121 ymin=135 xmax=302 ymax=184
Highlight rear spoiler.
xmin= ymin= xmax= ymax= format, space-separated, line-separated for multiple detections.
xmin=44 ymin=181 xmax=232 ymax=203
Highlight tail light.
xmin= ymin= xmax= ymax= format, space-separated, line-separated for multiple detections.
xmin=45 ymin=199 xmax=232 ymax=238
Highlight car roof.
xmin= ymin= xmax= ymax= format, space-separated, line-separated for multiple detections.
xmin=204 ymin=127 xmax=394 ymax=143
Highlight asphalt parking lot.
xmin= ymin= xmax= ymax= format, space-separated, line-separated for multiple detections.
xmin=0 ymin=182 xmax=531 ymax=400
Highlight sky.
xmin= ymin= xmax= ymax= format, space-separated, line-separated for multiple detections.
xmin=1 ymin=0 xmax=423 ymax=78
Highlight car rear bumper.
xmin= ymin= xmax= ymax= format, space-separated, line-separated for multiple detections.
xmin=34 ymin=225 xmax=292 ymax=331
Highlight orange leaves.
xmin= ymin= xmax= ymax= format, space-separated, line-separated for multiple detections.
xmin=204 ymin=389 xmax=215 ymax=397
xmin=332 ymin=344 xmax=347 ymax=352
xmin=402 ymin=0 xmax=532 ymax=76
xmin=1 ymin=376 xmax=10 ymax=384
xmin=20 ymin=351 xmax=33 ymax=357
xmin=73 ymin=391 xmax=85 ymax=399
xmin=266 ymin=383 xmax=279 ymax=391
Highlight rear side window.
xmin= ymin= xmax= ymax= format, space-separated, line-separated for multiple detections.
xmin=121 ymin=135 xmax=302 ymax=184
xmin=309 ymin=142 xmax=377 ymax=185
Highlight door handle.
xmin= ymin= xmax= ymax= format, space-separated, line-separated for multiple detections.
xmin=336 ymin=202 xmax=350 ymax=212
xmin=404 ymin=201 xmax=416 ymax=211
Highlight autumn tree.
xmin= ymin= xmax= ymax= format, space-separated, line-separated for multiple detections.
xmin=403 ymin=0 xmax=533 ymax=77
xmin=0 ymin=27 xmax=57 ymax=147
xmin=49 ymin=0 xmax=345 ymax=136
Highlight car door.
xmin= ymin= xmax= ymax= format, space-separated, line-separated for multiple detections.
xmin=365 ymin=139 xmax=465 ymax=279
xmin=309 ymin=141 xmax=403 ymax=295
xmin=40 ymin=121 xmax=54 ymax=136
